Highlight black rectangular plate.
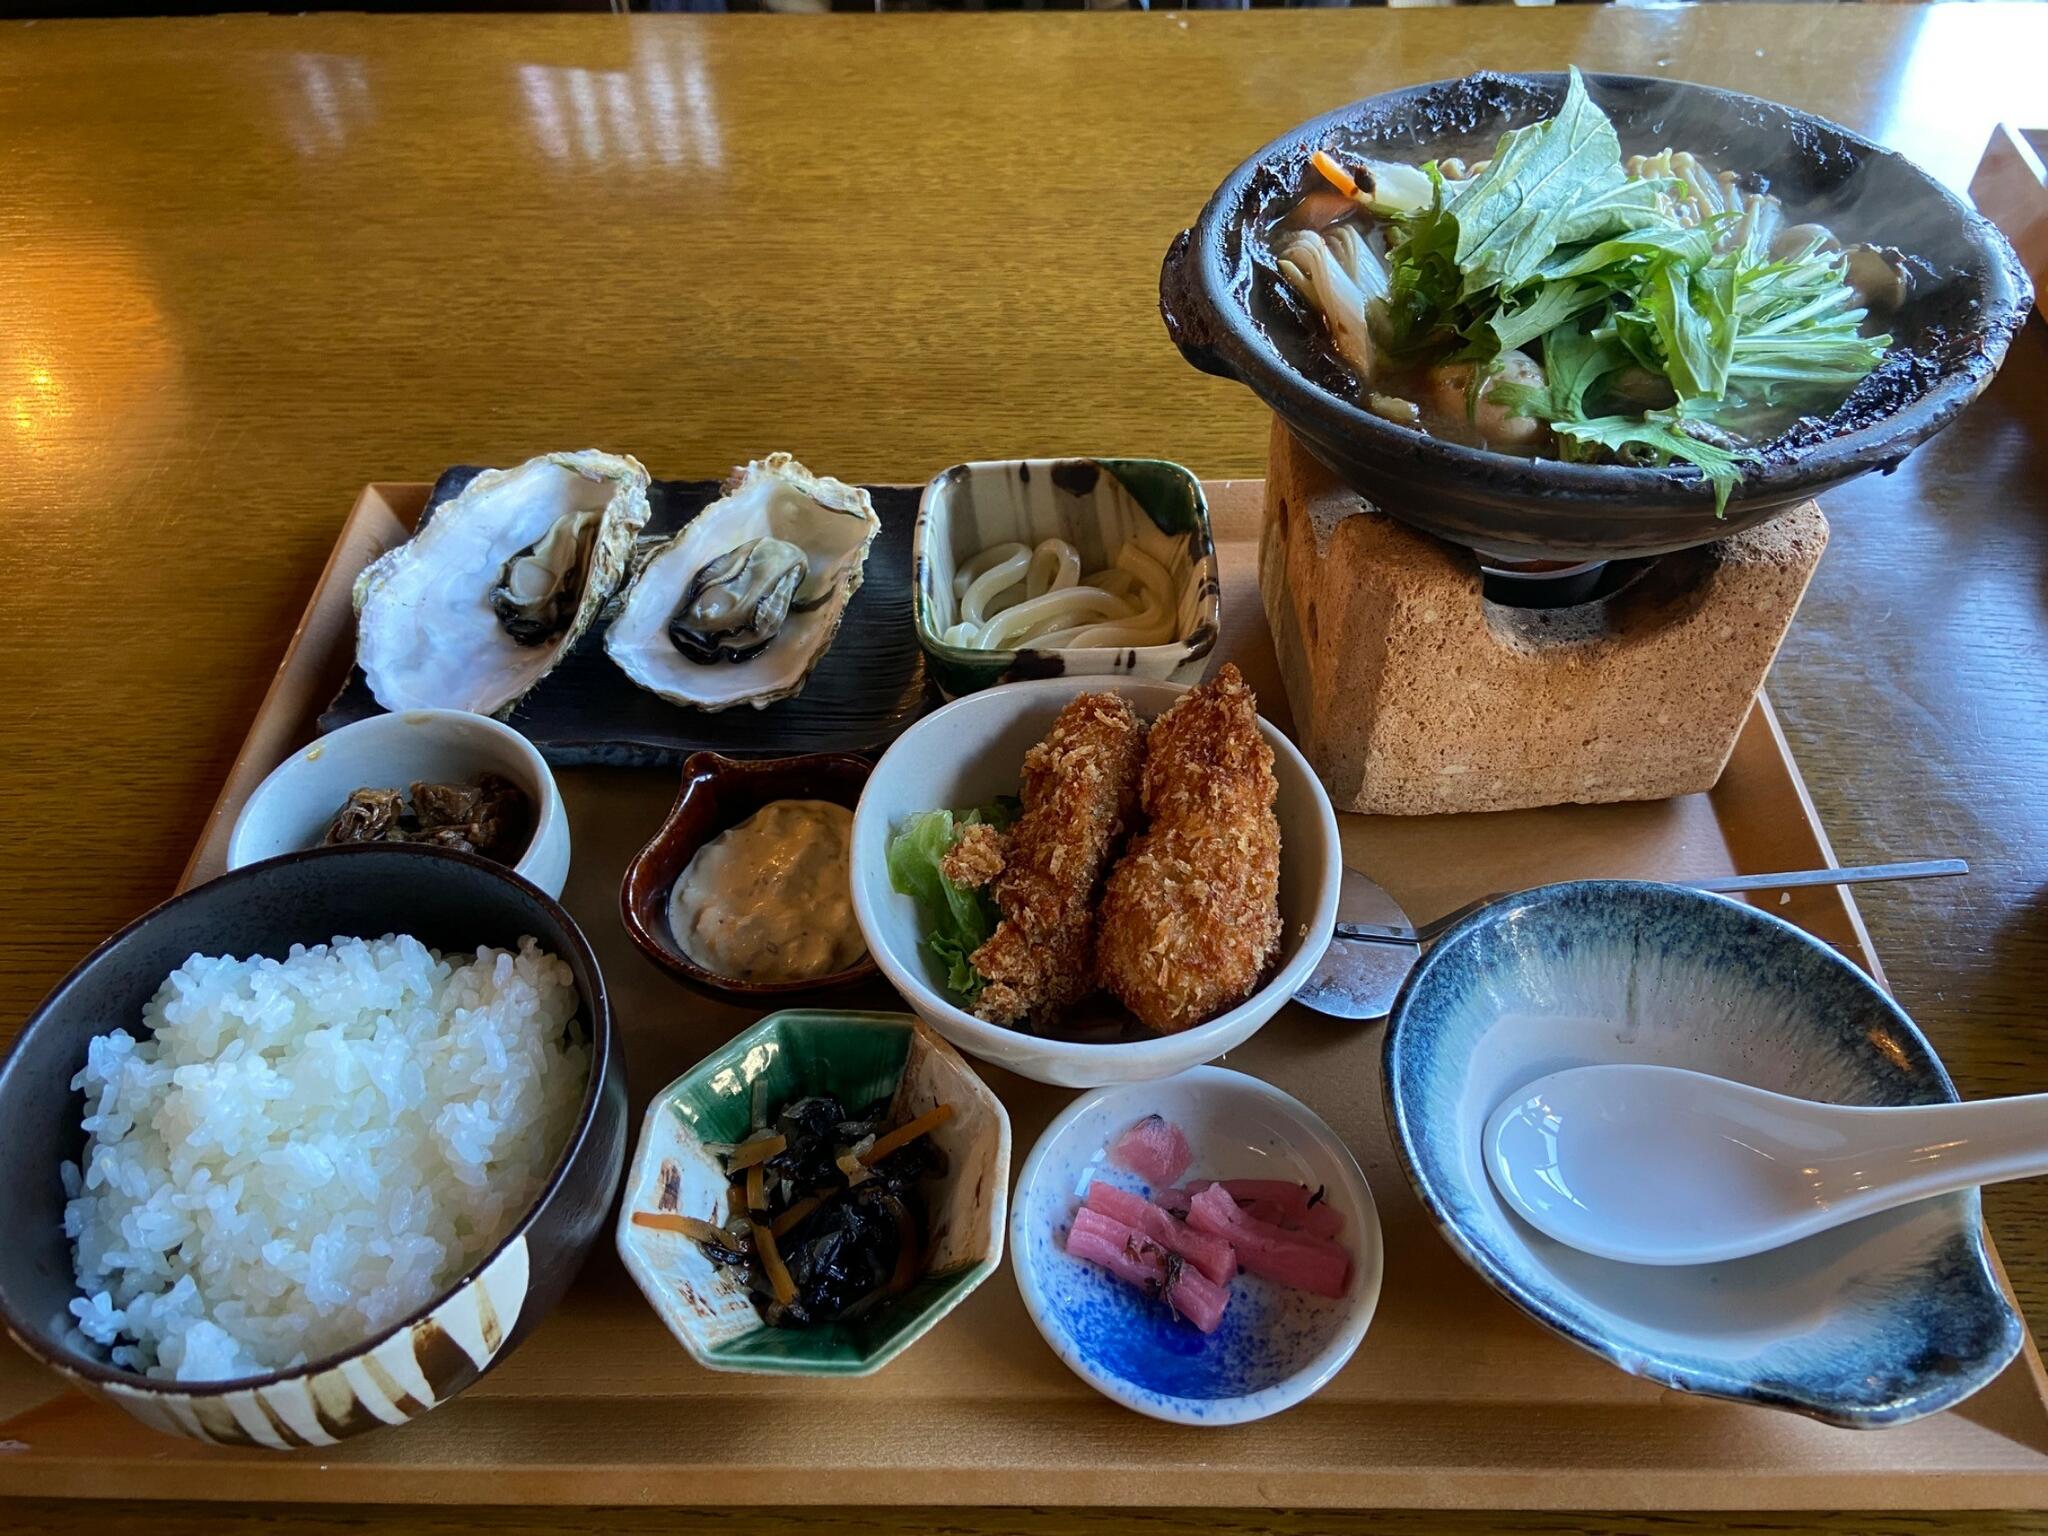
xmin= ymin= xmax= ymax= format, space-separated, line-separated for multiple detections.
xmin=320 ymin=469 xmax=930 ymax=767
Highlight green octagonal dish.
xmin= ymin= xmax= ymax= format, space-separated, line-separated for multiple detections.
xmin=615 ymin=1010 xmax=1011 ymax=1376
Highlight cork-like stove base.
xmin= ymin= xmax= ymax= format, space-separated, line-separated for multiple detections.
xmin=1260 ymin=420 xmax=1829 ymax=816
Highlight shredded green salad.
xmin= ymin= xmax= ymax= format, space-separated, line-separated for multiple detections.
xmin=1303 ymin=67 xmax=1893 ymax=513
xmin=884 ymin=799 xmax=1018 ymax=1000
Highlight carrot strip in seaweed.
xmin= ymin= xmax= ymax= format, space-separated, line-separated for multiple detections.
xmin=771 ymin=1192 xmax=829 ymax=1239
xmin=726 ymin=1132 xmax=786 ymax=1172
xmin=751 ymin=1218 xmax=799 ymax=1305
xmin=630 ymin=1212 xmax=733 ymax=1246
xmin=860 ymin=1104 xmax=955 ymax=1166
xmin=745 ymin=1161 xmax=767 ymax=1215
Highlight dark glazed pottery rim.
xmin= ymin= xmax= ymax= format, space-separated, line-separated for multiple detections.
xmin=1160 ymin=70 xmax=2033 ymax=557
xmin=1379 ymin=878 xmax=2023 ymax=1428
xmin=619 ymin=750 xmax=879 ymax=999
xmin=0 ymin=841 xmax=616 ymax=1399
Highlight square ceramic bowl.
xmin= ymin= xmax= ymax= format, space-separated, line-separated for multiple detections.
xmin=1383 ymin=879 xmax=2025 ymax=1428
xmin=615 ymin=1010 xmax=1010 ymax=1376
xmin=848 ymin=675 xmax=1341 ymax=1088
xmin=913 ymin=458 xmax=1220 ymax=697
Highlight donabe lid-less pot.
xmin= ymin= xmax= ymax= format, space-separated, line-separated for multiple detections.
xmin=1158 ymin=70 xmax=2031 ymax=562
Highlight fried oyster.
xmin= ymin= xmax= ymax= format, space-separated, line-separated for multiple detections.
xmin=968 ymin=692 xmax=1146 ymax=1028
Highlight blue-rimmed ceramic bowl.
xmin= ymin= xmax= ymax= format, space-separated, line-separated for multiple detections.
xmin=1383 ymin=879 xmax=2023 ymax=1429
xmin=1011 ymin=1067 xmax=1382 ymax=1425
xmin=912 ymin=458 xmax=1220 ymax=697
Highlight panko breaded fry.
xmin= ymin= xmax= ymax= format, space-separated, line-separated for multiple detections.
xmin=940 ymin=822 xmax=1005 ymax=890
xmin=1095 ymin=663 xmax=1282 ymax=1034
xmin=969 ymin=692 xmax=1146 ymax=1026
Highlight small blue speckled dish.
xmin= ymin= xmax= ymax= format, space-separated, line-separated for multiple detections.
xmin=1384 ymin=880 xmax=2024 ymax=1429
xmin=1011 ymin=1067 xmax=1382 ymax=1425
xmin=913 ymin=458 xmax=1220 ymax=697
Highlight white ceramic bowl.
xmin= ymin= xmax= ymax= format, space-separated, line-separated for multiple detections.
xmin=849 ymin=675 xmax=1341 ymax=1087
xmin=1011 ymin=1067 xmax=1382 ymax=1425
xmin=227 ymin=710 xmax=570 ymax=898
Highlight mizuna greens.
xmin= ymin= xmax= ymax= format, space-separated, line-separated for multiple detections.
xmin=1273 ymin=68 xmax=1900 ymax=513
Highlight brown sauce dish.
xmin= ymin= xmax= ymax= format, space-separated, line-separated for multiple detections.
xmin=620 ymin=751 xmax=879 ymax=999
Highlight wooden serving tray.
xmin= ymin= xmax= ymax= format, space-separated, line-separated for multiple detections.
xmin=3 ymin=480 xmax=2046 ymax=1510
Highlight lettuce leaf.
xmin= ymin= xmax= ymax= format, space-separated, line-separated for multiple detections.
xmin=884 ymin=801 xmax=1018 ymax=1001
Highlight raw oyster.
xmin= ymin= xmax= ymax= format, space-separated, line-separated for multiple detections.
xmin=492 ymin=509 xmax=602 ymax=646
xmin=606 ymin=453 xmax=879 ymax=711
xmin=353 ymin=450 xmax=650 ymax=717
xmin=668 ymin=535 xmax=812 ymax=663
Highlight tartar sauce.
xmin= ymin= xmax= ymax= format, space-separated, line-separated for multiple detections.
xmin=669 ymin=799 xmax=865 ymax=983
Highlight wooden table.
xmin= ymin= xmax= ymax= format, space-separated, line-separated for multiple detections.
xmin=2 ymin=5 xmax=2044 ymax=1532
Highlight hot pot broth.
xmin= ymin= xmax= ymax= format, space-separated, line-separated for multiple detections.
xmin=1259 ymin=69 xmax=1916 ymax=510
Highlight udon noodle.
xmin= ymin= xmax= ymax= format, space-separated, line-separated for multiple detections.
xmin=938 ymin=538 xmax=1179 ymax=651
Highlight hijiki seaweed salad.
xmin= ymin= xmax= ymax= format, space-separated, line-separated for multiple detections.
xmin=633 ymin=1091 xmax=953 ymax=1328
xmin=1267 ymin=67 xmax=1915 ymax=510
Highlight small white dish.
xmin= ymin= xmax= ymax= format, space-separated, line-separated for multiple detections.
xmin=227 ymin=709 xmax=569 ymax=897
xmin=1011 ymin=1067 xmax=1382 ymax=1425
xmin=849 ymin=675 xmax=1341 ymax=1088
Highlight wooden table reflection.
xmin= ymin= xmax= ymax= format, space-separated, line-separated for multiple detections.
xmin=2 ymin=5 xmax=2046 ymax=1533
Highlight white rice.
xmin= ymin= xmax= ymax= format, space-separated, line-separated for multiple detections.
xmin=63 ymin=933 xmax=591 ymax=1383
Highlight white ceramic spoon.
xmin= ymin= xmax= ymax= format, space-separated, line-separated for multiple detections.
xmin=1484 ymin=1063 xmax=2048 ymax=1266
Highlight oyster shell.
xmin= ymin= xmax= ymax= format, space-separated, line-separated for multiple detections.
xmin=605 ymin=453 xmax=879 ymax=711
xmin=353 ymin=451 xmax=650 ymax=717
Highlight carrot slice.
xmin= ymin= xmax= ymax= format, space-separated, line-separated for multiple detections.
xmin=630 ymin=1211 xmax=733 ymax=1246
xmin=1310 ymin=149 xmax=1358 ymax=199
xmin=745 ymin=1161 xmax=767 ymax=1214
xmin=860 ymin=1104 xmax=955 ymax=1167
xmin=751 ymin=1218 xmax=799 ymax=1306
xmin=726 ymin=1132 xmax=786 ymax=1172
xmin=884 ymin=1195 xmax=922 ymax=1296
xmin=771 ymin=1192 xmax=827 ymax=1238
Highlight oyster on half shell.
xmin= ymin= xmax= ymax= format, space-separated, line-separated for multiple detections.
xmin=353 ymin=450 xmax=651 ymax=717
xmin=605 ymin=454 xmax=879 ymax=711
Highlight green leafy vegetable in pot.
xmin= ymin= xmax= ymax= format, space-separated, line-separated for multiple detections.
xmin=1269 ymin=68 xmax=1907 ymax=514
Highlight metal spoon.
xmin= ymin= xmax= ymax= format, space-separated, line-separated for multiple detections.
xmin=1291 ymin=867 xmax=1422 ymax=1022
xmin=1485 ymin=1063 xmax=2048 ymax=1266
xmin=1294 ymin=858 xmax=1968 ymax=1022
